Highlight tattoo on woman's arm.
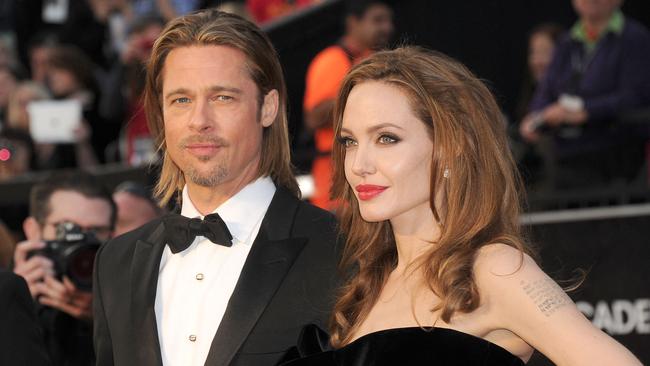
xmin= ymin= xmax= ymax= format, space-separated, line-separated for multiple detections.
xmin=520 ymin=279 xmax=571 ymax=317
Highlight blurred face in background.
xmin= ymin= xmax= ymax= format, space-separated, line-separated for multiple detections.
xmin=47 ymin=66 xmax=79 ymax=98
xmin=528 ymin=31 xmax=556 ymax=83
xmin=572 ymin=0 xmax=622 ymax=23
xmin=36 ymin=190 xmax=113 ymax=242
xmin=140 ymin=23 xmax=163 ymax=50
xmin=0 ymin=68 xmax=17 ymax=109
xmin=350 ymin=4 xmax=394 ymax=50
xmin=112 ymin=191 xmax=160 ymax=236
xmin=0 ymin=40 xmax=14 ymax=68
xmin=30 ymin=46 xmax=52 ymax=84
xmin=126 ymin=22 xmax=164 ymax=64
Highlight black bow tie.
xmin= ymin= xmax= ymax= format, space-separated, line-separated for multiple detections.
xmin=163 ymin=213 xmax=233 ymax=254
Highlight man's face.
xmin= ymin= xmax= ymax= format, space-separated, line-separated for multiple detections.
xmin=572 ymin=0 xmax=621 ymax=21
xmin=39 ymin=190 xmax=113 ymax=242
xmin=30 ymin=46 xmax=51 ymax=84
xmin=129 ymin=23 xmax=163 ymax=63
xmin=352 ymin=4 xmax=394 ymax=50
xmin=47 ymin=67 xmax=78 ymax=98
xmin=161 ymin=45 xmax=276 ymax=193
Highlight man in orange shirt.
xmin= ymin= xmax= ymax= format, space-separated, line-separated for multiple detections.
xmin=247 ymin=0 xmax=317 ymax=24
xmin=303 ymin=0 xmax=393 ymax=210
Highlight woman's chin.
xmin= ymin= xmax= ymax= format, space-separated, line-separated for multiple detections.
xmin=359 ymin=209 xmax=390 ymax=223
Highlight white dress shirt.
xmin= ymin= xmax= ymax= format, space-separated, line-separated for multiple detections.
xmin=154 ymin=177 xmax=276 ymax=366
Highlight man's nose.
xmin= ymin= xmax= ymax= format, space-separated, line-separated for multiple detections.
xmin=188 ymin=98 xmax=213 ymax=131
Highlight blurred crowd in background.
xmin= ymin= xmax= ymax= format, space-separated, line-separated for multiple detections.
xmin=0 ymin=0 xmax=327 ymax=180
xmin=0 ymin=0 xmax=648 ymax=236
xmin=0 ymin=0 xmax=647 ymax=194
xmin=0 ymin=0 xmax=649 ymax=365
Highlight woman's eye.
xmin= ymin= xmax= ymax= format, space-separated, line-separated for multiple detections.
xmin=378 ymin=134 xmax=399 ymax=144
xmin=337 ymin=136 xmax=357 ymax=148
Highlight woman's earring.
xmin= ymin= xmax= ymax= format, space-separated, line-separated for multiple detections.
xmin=443 ymin=168 xmax=450 ymax=178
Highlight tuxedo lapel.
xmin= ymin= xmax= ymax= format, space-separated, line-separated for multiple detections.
xmin=130 ymin=221 xmax=167 ymax=366
xmin=204 ymin=188 xmax=307 ymax=366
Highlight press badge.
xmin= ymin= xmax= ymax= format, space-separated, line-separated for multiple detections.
xmin=43 ymin=0 xmax=69 ymax=24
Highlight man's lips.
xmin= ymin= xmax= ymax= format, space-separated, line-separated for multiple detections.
xmin=355 ymin=184 xmax=388 ymax=201
xmin=185 ymin=144 xmax=221 ymax=156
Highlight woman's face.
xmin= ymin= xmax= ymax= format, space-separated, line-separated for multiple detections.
xmin=340 ymin=81 xmax=433 ymax=223
xmin=47 ymin=67 xmax=78 ymax=97
xmin=528 ymin=32 xmax=555 ymax=83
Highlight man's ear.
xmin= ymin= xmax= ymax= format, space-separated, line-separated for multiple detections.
xmin=23 ymin=217 xmax=42 ymax=241
xmin=260 ymin=89 xmax=279 ymax=128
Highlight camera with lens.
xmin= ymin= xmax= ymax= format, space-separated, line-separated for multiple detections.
xmin=28 ymin=222 xmax=102 ymax=291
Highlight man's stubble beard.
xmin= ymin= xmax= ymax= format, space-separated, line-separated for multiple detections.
xmin=185 ymin=155 xmax=229 ymax=187
xmin=177 ymin=134 xmax=230 ymax=187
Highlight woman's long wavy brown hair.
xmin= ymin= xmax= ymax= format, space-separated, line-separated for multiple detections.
xmin=329 ymin=46 xmax=533 ymax=347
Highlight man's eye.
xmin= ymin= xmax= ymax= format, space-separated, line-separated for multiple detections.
xmin=378 ymin=134 xmax=399 ymax=144
xmin=214 ymin=95 xmax=234 ymax=102
xmin=336 ymin=136 xmax=357 ymax=148
xmin=173 ymin=97 xmax=191 ymax=104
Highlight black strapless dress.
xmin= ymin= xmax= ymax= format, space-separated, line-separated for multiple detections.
xmin=279 ymin=324 xmax=525 ymax=366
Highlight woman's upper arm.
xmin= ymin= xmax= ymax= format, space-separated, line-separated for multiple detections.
xmin=475 ymin=244 xmax=641 ymax=366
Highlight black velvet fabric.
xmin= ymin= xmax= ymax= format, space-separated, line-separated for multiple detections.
xmin=279 ymin=324 xmax=525 ymax=366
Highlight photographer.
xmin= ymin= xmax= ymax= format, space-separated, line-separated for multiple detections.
xmin=13 ymin=171 xmax=115 ymax=366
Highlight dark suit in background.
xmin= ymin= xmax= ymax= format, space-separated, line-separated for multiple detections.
xmin=0 ymin=269 xmax=51 ymax=366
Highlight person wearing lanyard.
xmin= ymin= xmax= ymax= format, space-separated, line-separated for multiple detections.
xmin=303 ymin=0 xmax=394 ymax=210
xmin=519 ymin=0 xmax=650 ymax=190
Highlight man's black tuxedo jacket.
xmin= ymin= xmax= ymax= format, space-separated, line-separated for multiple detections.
xmin=93 ymin=187 xmax=340 ymax=366
xmin=0 ymin=269 xmax=51 ymax=366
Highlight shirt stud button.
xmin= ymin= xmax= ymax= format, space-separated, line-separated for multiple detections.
xmin=195 ymin=273 xmax=204 ymax=280
xmin=189 ymin=335 xmax=197 ymax=342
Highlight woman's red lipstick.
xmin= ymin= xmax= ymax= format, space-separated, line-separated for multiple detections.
xmin=355 ymin=184 xmax=388 ymax=201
